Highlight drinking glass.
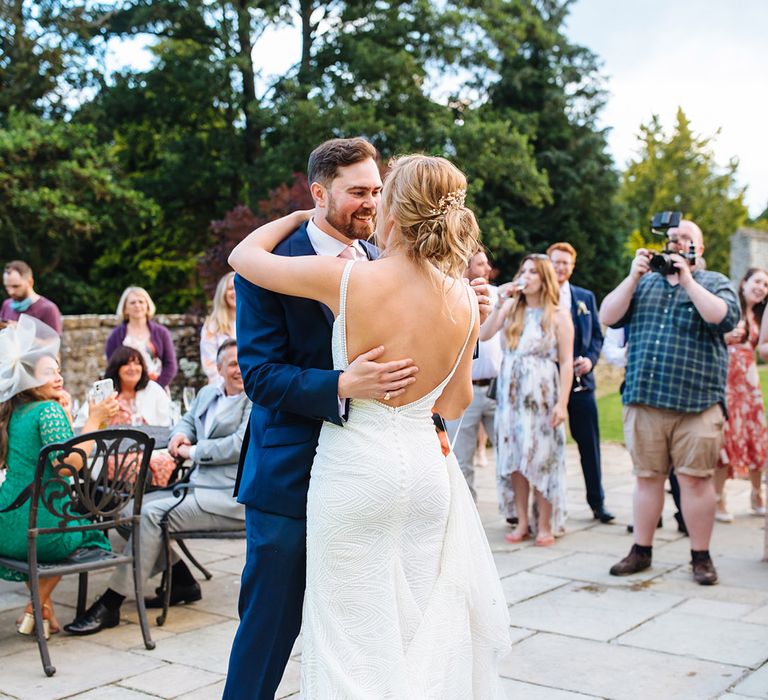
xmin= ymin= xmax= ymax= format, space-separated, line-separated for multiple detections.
xmin=183 ymin=387 xmax=196 ymax=412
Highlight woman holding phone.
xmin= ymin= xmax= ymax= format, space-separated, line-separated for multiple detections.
xmin=0 ymin=316 xmax=118 ymax=637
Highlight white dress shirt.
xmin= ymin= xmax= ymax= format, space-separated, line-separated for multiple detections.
xmin=473 ymin=286 xmax=503 ymax=380
xmin=307 ymin=219 xmax=368 ymax=259
xmin=306 ymin=218 xmax=368 ymax=416
xmin=559 ymin=281 xmax=572 ymax=312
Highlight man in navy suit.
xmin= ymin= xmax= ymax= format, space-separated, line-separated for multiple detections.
xmin=222 ymin=138 xmax=421 ymax=699
xmin=548 ymin=242 xmax=614 ymax=523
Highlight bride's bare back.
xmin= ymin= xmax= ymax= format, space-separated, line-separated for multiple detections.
xmin=344 ymin=256 xmax=477 ymax=411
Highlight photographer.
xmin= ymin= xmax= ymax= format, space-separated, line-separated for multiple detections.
xmin=600 ymin=218 xmax=739 ymax=585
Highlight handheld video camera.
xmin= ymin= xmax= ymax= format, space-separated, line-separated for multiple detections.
xmin=648 ymin=211 xmax=695 ymax=276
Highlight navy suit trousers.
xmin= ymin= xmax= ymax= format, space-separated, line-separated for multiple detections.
xmin=222 ymin=507 xmax=306 ymax=700
xmin=567 ymin=389 xmax=605 ymax=511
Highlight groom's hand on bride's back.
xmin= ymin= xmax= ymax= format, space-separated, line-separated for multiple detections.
xmin=338 ymin=345 xmax=419 ymax=401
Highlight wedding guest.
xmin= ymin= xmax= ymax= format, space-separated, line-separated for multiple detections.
xmin=76 ymin=347 xmax=175 ymax=487
xmin=105 ymin=287 xmax=177 ymax=388
xmin=0 ymin=316 xmax=117 ymax=637
xmin=715 ymin=267 xmax=768 ymax=520
xmin=200 ymin=272 xmax=237 ymax=384
xmin=481 ymin=254 xmax=574 ymax=545
xmin=64 ymin=340 xmax=249 ymax=635
xmin=1 ymin=261 xmax=62 ymax=334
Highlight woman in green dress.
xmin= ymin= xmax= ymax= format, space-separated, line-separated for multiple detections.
xmin=0 ymin=316 xmax=118 ymax=637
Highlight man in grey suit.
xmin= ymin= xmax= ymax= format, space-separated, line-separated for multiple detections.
xmin=64 ymin=339 xmax=250 ymax=635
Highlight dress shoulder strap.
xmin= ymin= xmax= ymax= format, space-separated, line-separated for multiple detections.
xmin=339 ymin=259 xmax=356 ymax=318
xmin=444 ymin=282 xmax=477 ymax=383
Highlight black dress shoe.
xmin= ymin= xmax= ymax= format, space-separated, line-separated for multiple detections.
xmin=63 ymin=600 xmax=120 ymax=636
xmin=506 ymin=517 xmax=518 ymax=526
xmin=592 ymin=508 xmax=615 ymax=523
xmin=145 ymin=582 xmax=202 ymax=609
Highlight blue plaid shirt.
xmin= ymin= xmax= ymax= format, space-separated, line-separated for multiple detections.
xmin=614 ymin=270 xmax=739 ymax=413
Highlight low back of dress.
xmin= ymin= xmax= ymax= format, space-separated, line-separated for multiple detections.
xmin=302 ymin=260 xmax=509 ymax=699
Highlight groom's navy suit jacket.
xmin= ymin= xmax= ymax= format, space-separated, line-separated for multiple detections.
xmin=224 ymin=222 xmax=377 ymax=700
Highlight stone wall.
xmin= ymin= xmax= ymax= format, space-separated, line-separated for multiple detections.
xmin=61 ymin=314 xmax=207 ymax=402
xmin=730 ymin=227 xmax=768 ymax=283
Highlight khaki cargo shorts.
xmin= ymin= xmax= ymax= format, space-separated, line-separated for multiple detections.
xmin=623 ymin=403 xmax=725 ymax=478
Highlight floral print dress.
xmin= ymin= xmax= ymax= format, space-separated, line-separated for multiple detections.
xmin=495 ymin=307 xmax=567 ymax=532
xmin=717 ymin=319 xmax=768 ymax=477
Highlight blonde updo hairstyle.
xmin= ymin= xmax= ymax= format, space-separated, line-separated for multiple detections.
xmin=378 ymin=155 xmax=480 ymax=282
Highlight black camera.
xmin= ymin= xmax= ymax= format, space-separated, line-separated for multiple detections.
xmin=648 ymin=211 xmax=695 ymax=275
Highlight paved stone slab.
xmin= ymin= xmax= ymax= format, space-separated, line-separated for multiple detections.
xmin=493 ymin=548 xmax=568 ymax=578
xmin=508 ymin=581 xmax=681 ymax=641
xmin=530 ymin=551 xmax=678 ymax=586
xmin=206 ymin=554 xmax=247 ymax=575
xmin=133 ymin=620 xmax=237 ymax=675
xmin=69 ymin=687 xmax=158 ymax=699
xmin=120 ymin=663 xmax=223 ymax=698
xmin=731 ymin=662 xmax=768 ymax=698
xmin=276 ymin=659 xmax=301 ymax=699
xmin=676 ymin=597 xmax=757 ymax=620
xmin=553 ymin=529 xmax=648 ymax=556
xmin=176 ymin=680 xmax=226 ymax=699
xmin=498 ymin=632 xmax=745 ymax=699
xmin=501 ymin=571 xmax=568 ymax=605
xmin=743 ymin=604 xmax=768 ymax=625
xmin=619 ymin=611 xmax=768 ymax=668
xmin=501 ymin=678 xmax=597 ymax=699
xmin=123 ymin=602 xmax=231 ymax=634
xmin=0 ymin=638 xmax=164 ymax=699
xmin=508 ymin=626 xmax=536 ymax=646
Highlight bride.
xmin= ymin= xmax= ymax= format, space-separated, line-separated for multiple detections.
xmin=229 ymin=154 xmax=510 ymax=698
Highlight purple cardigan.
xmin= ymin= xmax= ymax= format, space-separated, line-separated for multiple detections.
xmin=105 ymin=320 xmax=178 ymax=388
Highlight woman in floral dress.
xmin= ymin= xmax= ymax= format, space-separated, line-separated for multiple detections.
xmin=715 ymin=267 xmax=768 ymax=520
xmin=481 ymin=254 xmax=573 ymax=545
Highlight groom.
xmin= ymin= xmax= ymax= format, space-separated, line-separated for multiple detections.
xmin=222 ymin=138 xmax=421 ymax=699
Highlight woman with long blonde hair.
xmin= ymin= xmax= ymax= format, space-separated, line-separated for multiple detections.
xmin=227 ymin=153 xmax=510 ymax=698
xmin=480 ymin=254 xmax=574 ymax=545
xmin=200 ymin=272 xmax=237 ymax=384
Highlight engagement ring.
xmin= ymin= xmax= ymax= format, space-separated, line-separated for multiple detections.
xmin=383 ymin=392 xmax=391 ymax=401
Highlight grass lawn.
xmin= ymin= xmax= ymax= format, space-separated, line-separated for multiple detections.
xmin=595 ymin=364 xmax=768 ymax=443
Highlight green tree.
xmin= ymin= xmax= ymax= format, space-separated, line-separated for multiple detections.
xmin=469 ymin=0 xmax=623 ymax=297
xmin=0 ymin=0 xmax=106 ymax=118
xmin=620 ymin=108 xmax=748 ymax=275
xmin=0 ymin=111 xmax=161 ymax=312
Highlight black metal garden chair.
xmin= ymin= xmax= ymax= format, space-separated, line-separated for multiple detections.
xmin=0 ymin=428 xmax=157 ymax=676
xmin=155 ymin=480 xmax=245 ymax=626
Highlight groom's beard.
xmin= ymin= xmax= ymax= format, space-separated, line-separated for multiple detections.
xmin=326 ymin=197 xmax=376 ymax=241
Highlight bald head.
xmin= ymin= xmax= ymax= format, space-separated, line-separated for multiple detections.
xmin=668 ymin=219 xmax=704 ymax=258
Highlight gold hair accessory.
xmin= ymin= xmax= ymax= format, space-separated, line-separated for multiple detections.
xmin=429 ymin=188 xmax=466 ymax=216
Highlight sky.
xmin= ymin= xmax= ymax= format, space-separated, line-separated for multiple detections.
xmin=107 ymin=0 xmax=768 ymax=216
xmin=565 ymin=0 xmax=768 ymax=216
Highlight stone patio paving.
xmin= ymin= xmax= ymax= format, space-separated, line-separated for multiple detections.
xmin=1 ymin=443 xmax=766 ymax=699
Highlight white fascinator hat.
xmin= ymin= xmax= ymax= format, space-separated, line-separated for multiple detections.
xmin=0 ymin=315 xmax=61 ymax=403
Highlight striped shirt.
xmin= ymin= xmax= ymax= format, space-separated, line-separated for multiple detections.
xmin=614 ymin=270 xmax=739 ymax=413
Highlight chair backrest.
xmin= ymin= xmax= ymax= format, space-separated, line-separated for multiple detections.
xmin=29 ymin=428 xmax=155 ymax=535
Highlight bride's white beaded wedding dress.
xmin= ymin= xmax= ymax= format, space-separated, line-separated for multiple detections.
xmin=301 ymin=261 xmax=510 ymax=698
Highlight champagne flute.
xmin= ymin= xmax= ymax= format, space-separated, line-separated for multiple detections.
xmin=573 ymin=355 xmax=588 ymax=392
xmin=183 ymin=387 xmax=196 ymax=412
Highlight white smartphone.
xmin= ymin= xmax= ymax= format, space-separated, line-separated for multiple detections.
xmin=88 ymin=378 xmax=114 ymax=404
